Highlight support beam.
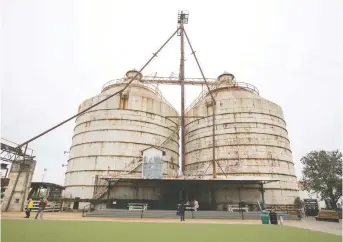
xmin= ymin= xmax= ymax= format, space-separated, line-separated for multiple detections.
xmin=141 ymin=79 xmax=217 ymax=85
xmin=212 ymin=108 xmax=216 ymax=178
xmin=178 ymin=11 xmax=187 ymax=173
xmin=260 ymin=183 xmax=266 ymax=207
xmin=183 ymin=28 xmax=231 ymax=179
xmin=107 ymin=180 xmax=112 ymax=208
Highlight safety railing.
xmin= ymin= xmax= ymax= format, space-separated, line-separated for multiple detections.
xmin=102 ymin=78 xmax=163 ymax=97
xmin=101 ymin=78 xmax=177 ymax=114
xmin=82 ymin=203 xmax=95 ymax=217
xmin=185 ymin=81 xmax=259 ymax=112
xmin=24 ymin=200 xmax=62 ymax=212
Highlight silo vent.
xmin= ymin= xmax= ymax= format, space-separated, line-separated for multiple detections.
xmin=217 ymin=73 xmax=235 ymax=85
xmin=125 ymin=70 xmax=143 ymax=81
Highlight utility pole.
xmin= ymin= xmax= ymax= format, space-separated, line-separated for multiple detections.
xmin=177 ymin=11 xmax=189 ymax=173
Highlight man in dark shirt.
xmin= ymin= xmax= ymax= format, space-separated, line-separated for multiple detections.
xmin=35 ymin=198 xmax=48 ymax=219
xmin=179 ymin=203 xmax=186 ymax=222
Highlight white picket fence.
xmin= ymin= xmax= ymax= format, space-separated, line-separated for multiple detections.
xmin=24 ymin=200 xmax=62 ymax=212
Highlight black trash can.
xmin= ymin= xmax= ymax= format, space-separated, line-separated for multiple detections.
xmin=269 ymin=211 xmax=278 ymax=225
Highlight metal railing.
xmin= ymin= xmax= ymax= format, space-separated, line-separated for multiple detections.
xmin=185 ymin=81 xmax=259 ymax=113
xmin=24 ymin=200 xmax=62 ymax=212
xmin=101 ymin=78 xmax=178 ymax=114
xmin=82 ymin=203 xmax=95 ymax=217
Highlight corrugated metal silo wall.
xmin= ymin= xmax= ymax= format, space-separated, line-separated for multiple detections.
xmin=63 ymin=82 xmax=179 ymax=207
xmin=184 ymin=87 xmax=299 ymax=206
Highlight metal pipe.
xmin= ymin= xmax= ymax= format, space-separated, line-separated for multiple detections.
xmin=212 ymin=109 xmax=216 ymax=178
xmin=180 ymin=17 xmax=186 ymax=173
xmin=21 ymin=166 xmax=30 ymax=211
xmin=16 ymin=28 xmax=180 ymax=149
xmin=183 ymin=30 xmax=215 ymax=103
xmin=260 ymin=183 xmax=266 ymax=206
xmin=107 ymin=180 xmax=111 ymax=208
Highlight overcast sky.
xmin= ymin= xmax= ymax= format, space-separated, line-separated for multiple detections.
xmin=1 ymin=0 xmax=342 ymax=185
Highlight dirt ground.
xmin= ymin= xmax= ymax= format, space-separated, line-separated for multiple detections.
xmin=1 ymin=212 xmax=341 ymax=236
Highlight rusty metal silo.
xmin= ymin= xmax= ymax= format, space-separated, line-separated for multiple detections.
xmin=63 ymin=70 xmax=179 ymax=206
xmin=184 ymin=73 xmax=298 ymax=205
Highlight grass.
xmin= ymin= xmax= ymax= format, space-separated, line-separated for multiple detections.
xmin=1 ymin=219 xmax=341 ymax=242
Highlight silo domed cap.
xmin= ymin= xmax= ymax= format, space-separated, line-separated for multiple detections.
xmin=125 ymin=70 xmax=143 ymax=81
xmin=217 ymin=73 xmax=235 ymax=84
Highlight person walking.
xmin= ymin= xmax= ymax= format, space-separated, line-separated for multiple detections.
xmin=179 ymin=203 xmax=186 ymax=222
xmin=25 ymin=198 xmax=34 ymax=218
xmin=35 ymin=198 xmax=48 ymax=220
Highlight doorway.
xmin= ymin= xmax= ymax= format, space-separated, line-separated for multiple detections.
xmin=73 ymin=197 xmax=80 ymax=210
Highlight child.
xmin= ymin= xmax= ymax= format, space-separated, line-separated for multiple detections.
xmin=25 ymin=198 xmax=34 ymax=218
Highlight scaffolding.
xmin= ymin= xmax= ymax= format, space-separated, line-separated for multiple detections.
xmin=0 ymin=138 xmax=36 ymax=211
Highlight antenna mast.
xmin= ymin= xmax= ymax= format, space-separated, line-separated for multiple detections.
xmin=178 ymin=10 xmax=189 ymax=173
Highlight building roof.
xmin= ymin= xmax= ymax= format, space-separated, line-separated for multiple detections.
xmin=141 ymin=146 xmax=165 ymax=153
xmin=30 ymin=182 xmax=65 ymax=190
xmin=141 ymin=146 xmax=166 ymax=156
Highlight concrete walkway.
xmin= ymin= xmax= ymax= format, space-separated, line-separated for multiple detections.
xmin=283 ymin=217 xmax=342 ymax=236
xmin=1 ymin=212 xmax=341 ymax=236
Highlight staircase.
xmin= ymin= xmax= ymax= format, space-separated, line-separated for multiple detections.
xmin=122 ymin=126 xmax=178 ymax=176
xmin=90 ymin=127 xmax=178 ymax=204
xmin=86 ymin=209 xmax=300 ymax=220
xmin=93 ymin=179 xmax=120 ymax=200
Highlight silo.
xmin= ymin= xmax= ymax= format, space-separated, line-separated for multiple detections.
xmin=184 ymin=73 xmax=298 ymax=205
xmin=63 ymin=70 xmax=179 ymax=206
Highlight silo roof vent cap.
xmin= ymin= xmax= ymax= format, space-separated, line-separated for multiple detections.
xmin=125 ymin=69 xmax=143 ymax=81
xmin=217 ymin=73 xmax=235 ymax=85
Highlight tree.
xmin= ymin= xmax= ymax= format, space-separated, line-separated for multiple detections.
xmin=301 ymin=150 xmax=342 ymax=209
xmin=294 ymin=196 xmax=304 ymax=209
xmin=294 ymin=196 xmax=304 ymax=218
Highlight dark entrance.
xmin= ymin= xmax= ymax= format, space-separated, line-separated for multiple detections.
xmin=73 ymin=197 xmax=80 ymax=210
xmin=99 ymin=177 xmax=277 ymax=210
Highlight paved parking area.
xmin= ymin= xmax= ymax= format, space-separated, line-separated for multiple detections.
xmin=284 ymin=217 xmax=342 ymax=236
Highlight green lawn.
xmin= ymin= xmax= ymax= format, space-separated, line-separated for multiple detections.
xmin=1 ymin=219 xmax=341 ymax=242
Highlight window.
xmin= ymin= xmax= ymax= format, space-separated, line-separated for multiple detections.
xmin=119 ymin=94 xmax=129 ymax=109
